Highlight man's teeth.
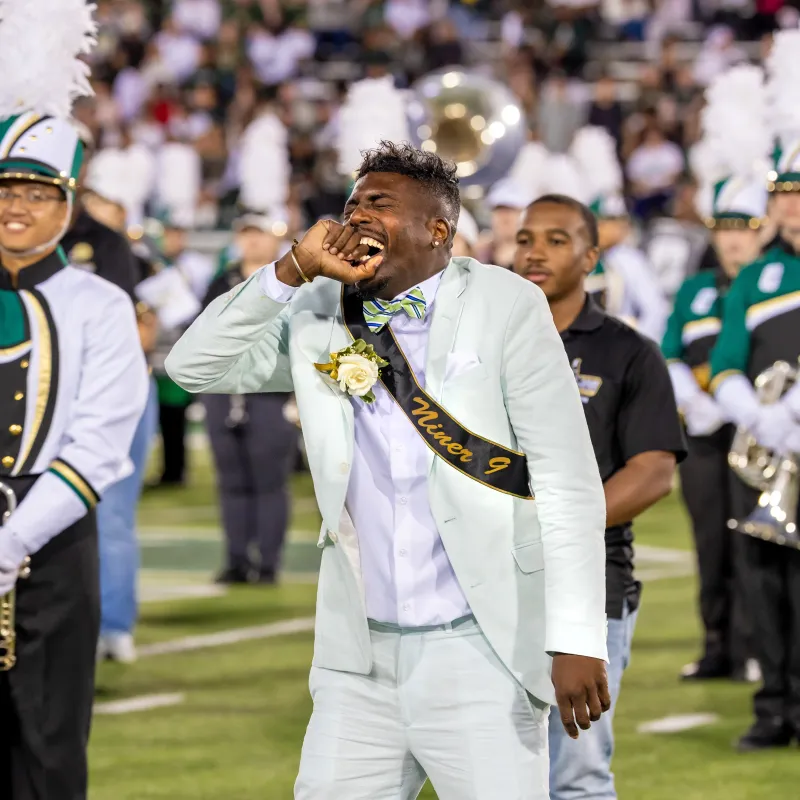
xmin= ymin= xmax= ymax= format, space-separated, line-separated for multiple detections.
xmin=359 ymin=236 xmax=384 ymax=251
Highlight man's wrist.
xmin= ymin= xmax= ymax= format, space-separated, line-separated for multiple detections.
xmin=275 ymin=253 xmax=306 ymax=288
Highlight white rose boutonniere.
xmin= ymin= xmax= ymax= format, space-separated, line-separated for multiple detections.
xmin=314 ymin=339 xmax=388 ymax=404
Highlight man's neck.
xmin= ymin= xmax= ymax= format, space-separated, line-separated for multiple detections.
xmin=377 ymin=256 xmax=448 ymax=301
xmin=550 ymin=289 xmax=586 ymax=334
xmin=1 ymin=246 xmax=57 ymax=283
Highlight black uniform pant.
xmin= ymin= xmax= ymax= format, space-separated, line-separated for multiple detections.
xmin=0 ymin=477 xmax=99 ymax=800
xmin=203 ymin=394 xmax=297 ymax=574
xmin=735 ymin=484 xmax=800 ymax=728
xmin=158 ymin=402 xmax=189 ymax=484
xmin=679 ymin=425 xmax=753 ymax=668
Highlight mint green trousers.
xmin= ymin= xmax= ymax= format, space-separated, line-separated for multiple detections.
xmin=295 ymin=617 xmax=550 ymax=799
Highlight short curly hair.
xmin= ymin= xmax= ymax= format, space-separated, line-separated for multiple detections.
xmin=356 ymin=141 xmax=461 ymax=236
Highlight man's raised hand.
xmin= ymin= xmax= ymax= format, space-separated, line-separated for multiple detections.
xmin=275 ymin=220 xmax=383 ymax=287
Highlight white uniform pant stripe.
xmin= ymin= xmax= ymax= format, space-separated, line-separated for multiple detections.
xmin=295 ymin=619 xmax=550 ymax=799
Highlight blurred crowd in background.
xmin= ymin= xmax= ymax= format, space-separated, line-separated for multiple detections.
xmin=75 ymin=0 xmax=800 ymax=240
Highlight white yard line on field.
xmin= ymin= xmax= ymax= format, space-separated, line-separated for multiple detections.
xmin=637 ymin=713 xmax=719 ymax=734
xmin=137 ymin=617 xmax=315 ymax=658
xmin=94 ymin=693 xmax=185 ymax=715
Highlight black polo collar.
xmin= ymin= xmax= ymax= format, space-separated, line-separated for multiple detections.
xmin=564 ymin=294 xmax=606 ymax=334
xmin=0 ymin=245 xmax=67 ymax=290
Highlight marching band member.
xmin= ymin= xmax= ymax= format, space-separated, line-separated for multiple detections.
xmin=513 ymin=194 xmax=685 ymax=800
xmin=0 ymin=1 xmax=148 ymax=795
xmin=709 ymin=32 xmax=800 ymax=750
xmin=665 ymin=65 xmax=772 ymax=684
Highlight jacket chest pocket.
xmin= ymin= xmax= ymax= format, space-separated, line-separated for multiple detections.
xmin=512 ymin=541 xmax=544 ymax=574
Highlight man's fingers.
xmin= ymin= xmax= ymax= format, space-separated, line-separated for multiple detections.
xmin=598 ymin=675 xmax=612 ymax=713
xmin=320 ymin=220 xmax=343 ymax=250
xmin=557 ymin=695 xmax=579 ymax=740
xmin=332 ymin=255 xmax=382 ymax=285
xmin=587 ymin=684 xmax=603 ymax=722
xmin=336 ymin=232 xmax=367 ymax=261
xmin=342 ymin=243 xmax=370 ymax=263
xmin=572 ymin=689 xmax=592 ymax=731
xmin=327 ymin=224 xmax=356 ymax=255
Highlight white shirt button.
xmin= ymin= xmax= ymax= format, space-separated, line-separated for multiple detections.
xmin=402 ymin=603 xmax=410 ymax=611
xmin=398 ymin=548 xmax=408 ymax=557
xmin=339 ymin=462 xmax=349 ymax=474
xmin=399 ymin=496 xmax=408 ymax=505
xmin=394 ymin=444 xmax=404 ymax=453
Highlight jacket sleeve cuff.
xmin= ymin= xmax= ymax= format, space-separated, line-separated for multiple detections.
xmin=546 ymin=619 xmax=609 ymax=662
xmin=259 ymin=262 xmax=298 ymax=304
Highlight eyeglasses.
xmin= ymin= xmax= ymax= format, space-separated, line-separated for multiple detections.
xmin=0 ymin=187 xmax=65 ymax=207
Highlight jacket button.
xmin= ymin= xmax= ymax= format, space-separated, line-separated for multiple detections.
xmin=339 ymin=462 xmax=349 ymax=474
xmin=20 ymin=360 xmax=28 ymax=369
xmin=8 ymin=425 xmax=21 ymax=435
xmin=2 ymin=456 xmax=14 ymax=468
xmin=14 ymin=392 xmax=23 ymax=401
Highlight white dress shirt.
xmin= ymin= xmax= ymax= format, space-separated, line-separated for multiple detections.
xmin=261 ymin=264 xmax=471 ymax=626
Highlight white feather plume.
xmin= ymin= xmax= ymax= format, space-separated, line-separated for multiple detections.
xmin=766 ymin=28 xmax=800 ymax=150
xmin=0 ymin=0 xmax=97 ymax=119
xmin=569 ymin=127 xmax=623 ymax=199
xmin=238 ymin=110 xmax=290 ymax=214
xmin=155 ymin=142 xmax=201 ymax=226
xmin=506 ymin=141 xmax=550 ymax=195
xmin=700 ymin=64 xmax=771 ymax=182
xmin=538 ymin=154 xmax=590 ymax=204
xmin=336 ymin=76 xmax=411 ymax=175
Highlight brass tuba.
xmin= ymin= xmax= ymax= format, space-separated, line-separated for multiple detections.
xmin=407 ymin=70 xmax=527 ymax=189
xmin=728 ymin=361 xmax=800 ymax=548
xmin=0 ymin=481 xmax=31 ymax=671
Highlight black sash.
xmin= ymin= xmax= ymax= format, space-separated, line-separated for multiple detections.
xmin=341 ymin=285 xmax=532 ymax=499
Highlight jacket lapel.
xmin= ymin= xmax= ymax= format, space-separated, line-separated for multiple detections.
xmin=424 ymin=258 xmax=469 ymax=403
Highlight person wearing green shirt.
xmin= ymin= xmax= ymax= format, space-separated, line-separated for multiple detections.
xmin=708 ymin=37 xmax=800 ymax=746
xmin=663 ymin=176 xmax=766 ymax=685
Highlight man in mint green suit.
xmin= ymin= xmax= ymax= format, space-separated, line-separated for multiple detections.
xmin=166 ymin=143 xmax=610 ymax=799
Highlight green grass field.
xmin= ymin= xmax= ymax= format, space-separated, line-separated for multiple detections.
xmin=87 ymin=442 xmax=797 ymax=799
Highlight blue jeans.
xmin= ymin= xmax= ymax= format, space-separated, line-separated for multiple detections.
xmin=97 ymin=376 xmax=158 ymax=635
xmin=548 ymin=605 xmax=639 ymax=800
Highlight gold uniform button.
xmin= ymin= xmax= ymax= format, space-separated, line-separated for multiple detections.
xmin=14 ymin=392 xmax=23 ymax=401
xmin=20 ymin=360 xmax=28 ymax=369
xmin=2 ymin=456 xmax=14 ymax=468
xmin=9 ymin=425 xmax=21 ymax=435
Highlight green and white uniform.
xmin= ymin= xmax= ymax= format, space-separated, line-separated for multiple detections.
xmin=710 ymin=246 xmax=800 ymax=390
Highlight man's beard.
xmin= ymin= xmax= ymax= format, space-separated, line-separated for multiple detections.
xmin=354 ymin=275 xmax=391 ymax=301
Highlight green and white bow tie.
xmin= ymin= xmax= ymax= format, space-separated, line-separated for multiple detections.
xmin=362 ymin=287 xmax=427 ymax=331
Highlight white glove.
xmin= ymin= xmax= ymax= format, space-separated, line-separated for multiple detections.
xmin=684 ymin=393 xmax=728 ymax=437
xmin=786 ymin=424 xmax=800 ymax=455
xmin=714 ymin=373 xmax=761 ymax=430
xmin=752 ymin=402 xmax=796 ymax=454
xmin=784 ymin=382 xmax=800 ymax=421
xmin=0 ymin=533 xmax=27 ymax=595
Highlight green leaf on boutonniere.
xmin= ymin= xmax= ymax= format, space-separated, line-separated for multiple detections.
xmin=362 ymin=390 xmax=376 ymax=403
xmin=352 ymin=339 xmax=367 ymax=353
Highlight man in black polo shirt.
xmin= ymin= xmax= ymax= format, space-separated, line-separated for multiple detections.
xmin=513 ymin=194 xmax=686 ymax=800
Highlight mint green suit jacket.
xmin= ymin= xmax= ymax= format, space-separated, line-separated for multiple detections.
xmin=166 ymin=257 xmax=608 ymax=704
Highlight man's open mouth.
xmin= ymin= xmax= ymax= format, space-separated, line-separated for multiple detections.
xmin=358 ymin=235 xmax=385 ymax=261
